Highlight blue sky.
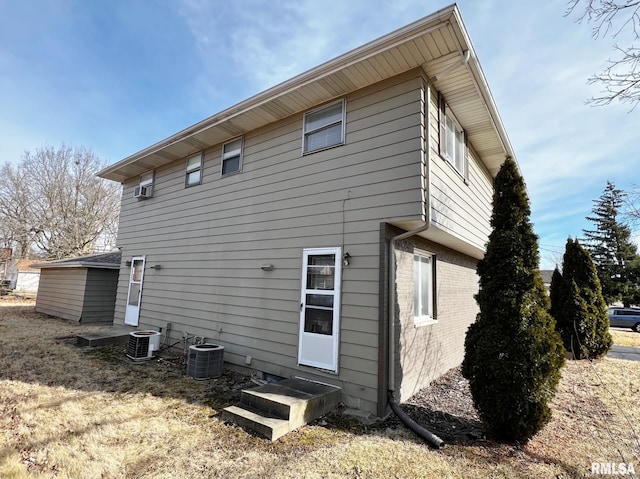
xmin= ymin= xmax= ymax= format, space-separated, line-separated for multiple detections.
xmin=1 ymin=0 xmax=638 ymax=268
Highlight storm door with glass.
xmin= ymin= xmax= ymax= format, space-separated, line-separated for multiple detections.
xmin=124 ymin=256 xmax=145 ymax=326
xmin=298 ymin=247 xmax=341 ymax=371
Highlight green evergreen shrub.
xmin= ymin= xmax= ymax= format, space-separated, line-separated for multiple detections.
xmin=462 ymin=158 xmax=565 ymax=442
xmin=553 ymin=238 xmax=612 ymax=359
xmin=549 ymin=267 xmax=563 ymax=322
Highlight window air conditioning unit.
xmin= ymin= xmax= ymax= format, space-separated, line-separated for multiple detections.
xmin=127 ymin=330 xmax=161 ymax=360
xmin=133 ymin=185 xmax=152 ymax=199
xmin=186 ymin=344 xmax=225 ymax=380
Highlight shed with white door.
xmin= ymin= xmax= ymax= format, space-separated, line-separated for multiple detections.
xmin=33 ymin=252 xmax=121 ymax=323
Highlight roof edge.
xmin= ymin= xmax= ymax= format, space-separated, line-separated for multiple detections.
xmin=32 ymin=262 xmax=120 ymax=270
xmin=97 ymin=4 xmax=458 ymax=180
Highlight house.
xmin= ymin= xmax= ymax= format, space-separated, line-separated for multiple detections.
xmin=0 ymin=253 xmax=40 ymax=297
xmin=32 ymin=252 xmax=121 ymax=323
xmin=0 ymin=248 xmax=12 ymax=294
xmin=98 ymin=4 xmax=517 ymax=417
xmin=13 ymin=259 xmax=41 ymax=297
xmin=540 ymin=269 xmax=555 ymax=293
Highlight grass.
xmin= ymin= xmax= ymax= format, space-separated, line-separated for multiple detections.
xmin=1 ymin=297 xmax=639 ymax=478
xmin=610 ymin=327 xmax=640 ymax=347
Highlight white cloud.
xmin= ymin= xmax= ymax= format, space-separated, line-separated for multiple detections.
xmin=0 ymin=0 xmax=637 ymax=264
xmin=176 ymin=0 xmax=435 ymax=106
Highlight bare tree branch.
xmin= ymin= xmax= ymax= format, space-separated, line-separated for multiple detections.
xmin=624 ymin=184 xmax=640 ymax=226
xmin=567 ymin=1 xmax=640 ymax=109
xmin=0 ymin=145 xmax=121 ymax=259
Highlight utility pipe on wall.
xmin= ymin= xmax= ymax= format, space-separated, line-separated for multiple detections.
xmin=386 ymin=48 xmax=471 ymax=448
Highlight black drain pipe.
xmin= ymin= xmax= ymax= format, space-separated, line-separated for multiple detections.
xmin=386 ymin=70 xmax=455 ymax=450
xmin=388 ymin=392 xmax=445 ymax=449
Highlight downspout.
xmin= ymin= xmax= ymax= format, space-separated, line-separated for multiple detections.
xmin=387 ymin=50 xmax=470 ymax=449
xmin=387 ymin=77 xmax=438 ymax=448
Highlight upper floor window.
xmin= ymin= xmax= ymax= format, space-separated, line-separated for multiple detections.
xmin=134 ymin=171 xmax=154 ymax=199
xmin=222 ymin=138 xmax=243 ymax=176
xmin=303 ymin=99 xmax=345 ymax=154
xmin=439 ymin=96 xmax=467 ymax=178
xmin=185 ymin=152 xmax=203 ymax=187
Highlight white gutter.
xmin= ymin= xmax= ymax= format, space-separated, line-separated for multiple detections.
xmin=385 ymin=75 xmax=446 ymax=449
xmin=387 ymin=76 xmax=432 ymax=395
xmin=31 ymin=262 xmax=120 ymax=269
xmin=98 ymin=8 xmax=457 ymax=180
xmin=387 ymin=47 xmax=470 ymax=397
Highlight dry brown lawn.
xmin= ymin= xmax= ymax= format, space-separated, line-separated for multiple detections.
xmin=1 ymin=297 xmax=639 ymax=479
xmin=610 ymin=328 xmax=640 ymax=347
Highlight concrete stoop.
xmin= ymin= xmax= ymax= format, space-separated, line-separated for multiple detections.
xmin=222 ymin=378 xmax=341 ymax=441
xmin=76 ymin=328 xmax=131 ymax=347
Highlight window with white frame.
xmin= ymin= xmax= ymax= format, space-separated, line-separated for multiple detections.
xmin=135 ymin=171 xmax=154 ymax=199
xmin=439 ymin=96 xmax=467 ymax=178
xmin=222 ymin=138 xmax=243 ymax=176
xmin=302 ymin=100 xmax=345 ymax=154
xmin=185 ymin=152 xmax=203 ymax=186
xmin=413 ymin=252 xmax=435 ymax=325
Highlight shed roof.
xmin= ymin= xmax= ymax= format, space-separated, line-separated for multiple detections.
xmin=16 ymin=259 xmax=41 ymax=272
xmin=32 ymin=252 xmax=122 ymax=270
xmin=98 ymin=4 xmax=516 ymax=183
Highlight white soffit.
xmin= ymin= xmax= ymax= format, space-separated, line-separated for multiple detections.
xmin=98 ymin=4 xmax=515 ymax=182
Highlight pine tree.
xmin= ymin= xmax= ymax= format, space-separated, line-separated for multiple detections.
xmin=549 ymin=267 xmax=563 ymax=322
xmin=554 ymin=238 xmax=612 ymax=359
xmin=462 ymin=158 xmax=565 ymax=442
xmin=583 ymin=182 xmax=640 ymax=306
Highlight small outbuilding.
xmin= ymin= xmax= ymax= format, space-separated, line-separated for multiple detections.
xmin=13 ymin=259 xmax=41 ymax=297
xmin=33 ymin=252 xmax=121 ymax=323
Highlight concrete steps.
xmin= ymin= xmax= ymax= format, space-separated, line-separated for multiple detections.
xmin=76 ymin=328 xmax=131 ymax=347
xmin=222 ymin=378 xmax=341 ymax=440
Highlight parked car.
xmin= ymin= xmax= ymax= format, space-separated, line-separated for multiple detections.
xmin=607 ymin=307 xmax=640 ymax=332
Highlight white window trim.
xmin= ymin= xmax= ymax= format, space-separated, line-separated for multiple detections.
xmin=413 ymin=250 xmax=436 ymax=327
xmin=221 ymin=137 xmax=243 ymax=176
xmin=137 ymin=171 xmax=154 ymax=199
xmin=439 ymin=96 xmax=468 ymax=180
xmin=185 ymin=152 xmax=203 ymax=187
xmin=140 ymin=171 xmax=154 ymax=187
xmin=302 ymin=99 xmax=346 ymax=155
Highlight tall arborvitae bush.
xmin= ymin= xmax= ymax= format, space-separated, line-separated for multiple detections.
xmin=462 ymin=158 xmax=565 ymax=442
xmin=549 ymin=267 xmax=563 ymax=321
xmin=551 ymin=238 xmax=612 ymax=359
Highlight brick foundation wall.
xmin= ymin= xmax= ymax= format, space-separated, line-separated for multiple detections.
xmin=392 ymin=234 xmax=479 ymax=402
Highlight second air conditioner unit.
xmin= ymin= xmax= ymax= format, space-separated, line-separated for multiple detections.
xmin=133 ymin=185 xmax=152 ymax=199
xmin=186 ymin=344 xmax=225 ymax=380
xmin=127 ymin=330 xmax=161 ymax=360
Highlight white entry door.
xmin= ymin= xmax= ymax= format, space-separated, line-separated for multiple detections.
xmin=298 ymin=247 xmax=341 ymax=372
xmin=124 ymin=256 xmax=146 ymax=326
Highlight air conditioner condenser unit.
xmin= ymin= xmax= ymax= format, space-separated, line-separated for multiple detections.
xmin=187 ymin=344 xmax=225 ymax=380
xmin=127 ymin=330 xmax=161 ymax=360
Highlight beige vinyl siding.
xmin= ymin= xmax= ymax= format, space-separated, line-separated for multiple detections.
xmin=113 ymin=70 xmax=425 ymax=413
xmin=35 ymin=268 xmax=118 ymax=323
xmin=81 ymin=269 xmax=119 ymax=323
xmin=35 ymin=268 xmax=87 ymax=321
xmin=427 ymin=82 xmax=493 ymax=252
